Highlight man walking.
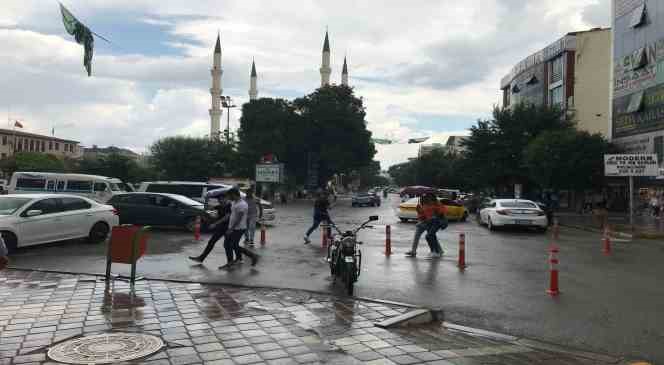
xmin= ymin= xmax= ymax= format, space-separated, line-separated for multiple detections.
xmin=189 ymin=195 xmax=233 ymax=265
xmin=226 ymin=188 xmax=258 ymax=267
xmin=243 ymin=190 xmax=263 ymax=246
xmin=304 ymin=191 xmax=333 ymax=244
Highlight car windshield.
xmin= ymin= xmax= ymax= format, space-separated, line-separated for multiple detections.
xmin=109 ymin=183 xmax=126 ymax=191
xmin=500 ymin=201 xmax=538 ymax=208
xmin=0 ymin=197 xmax=32 ymax=215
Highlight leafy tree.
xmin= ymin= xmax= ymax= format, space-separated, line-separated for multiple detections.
xmin=388 ymin=150 xmax=469 ymax=189
xmin=4 ymin=153 xmax=65 ymax=173
xmin=524 ymin=130 xmax=617 ymax=192
xmin=461 ymin=103 xmax=574 ymax=191
xmin=388 ymin=162 xmax=417 ymax=187
xmin=293 ymin=85 xmax=376 ymax=186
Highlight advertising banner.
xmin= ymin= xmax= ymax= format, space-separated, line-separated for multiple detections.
xmin=255 ymin=164 xmax=283 ymax=183
xmin=604 ymin=154 xmax=659 ymax=176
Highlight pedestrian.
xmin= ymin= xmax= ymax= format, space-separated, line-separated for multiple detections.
xmin=404 ymin=195 xmax=431 ymax=258
xmin=189 ymin=194 xmax=233 ymax=265
xmin=650 ymin=194 xmax=660 ymax=217
xmin=405 ymin=193 xmax=447 ymax=258
xmin=243 ymin=190 xmax=263 ymax=246
xmin=0 ymin=234 xmax=8 ymax=271
xmin=304 ymin=191 xmax=333 ymax=244
xmin=226 ymin=188 xmax=259 ymax=267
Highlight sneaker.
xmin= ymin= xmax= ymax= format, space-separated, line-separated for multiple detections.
xmin=219 ymin=262 xmax=233 ymax=269
xmin=430 ymin=252 xmax=441 ymax=259
xmin=235 ymin=258 xmax=244 ymax=264
xmin=405 ymin=251 xmax=416 ymax=257
xmin=188 ymin=256 xmax=204 ymax=263
xmin=247 ymin=241 xmax=255 ymax=246
xmin=251 ymin=255 xmax=259 ymax=266
xmin=304 ymin=236 xmax=311 ymax=244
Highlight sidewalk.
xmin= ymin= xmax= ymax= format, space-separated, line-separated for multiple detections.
xmin=555 ymin=212 xmax=664 ymax=239
xmin=0 ymin=269 xmax=637 ymax=365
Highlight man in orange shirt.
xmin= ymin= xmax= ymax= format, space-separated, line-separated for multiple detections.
xmin=405 ymin=194 xmax=446 ymax=258
xmin=424 ymin=194 xmax=448 ymax=256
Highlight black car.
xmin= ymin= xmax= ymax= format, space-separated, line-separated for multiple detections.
xmin=107 ymin=193 xmax=214 ymax=232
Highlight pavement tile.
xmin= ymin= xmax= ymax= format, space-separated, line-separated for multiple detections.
xmin=205 ymin=360 xmax=235 ymax=365
xmin=390 ymin=354 xmax=421 ymax=365
xmin=255 ymin=342 xmax=282 ymax=352
xmin=228 ymin=345 xmax=257 ymax=356
xmin=398 ymin=344 xmax=429 ymax=353
xmin=170 ymin=354 xmax=203 ymax=365
xmin=352 ymin=350 xmax=384 ymax=361
xmin=260 ymin=349 xmax=290 ymax=360
xmin=223 ymin=338 xmax=251 ymax=348
xmin=266 ymin=358 xmax=299 ymax=365
xmin=196 ymin=342 xmax=225 ymax=353
xmin=364 ymin=359 xmax=397 ymax=365
xmin=293 ymin=353 xmax=319 ymax=363
xmin=233 ymin=353 xmax=263 ymax=364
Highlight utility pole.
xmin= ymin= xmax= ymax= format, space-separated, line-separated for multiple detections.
xmin=221 ymin=96 xmax=236 ymax=145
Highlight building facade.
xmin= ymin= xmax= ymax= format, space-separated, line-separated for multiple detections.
xmin=0 ymin=129 xmax=82 ymax=160
xmin=418 ymin=143 xmax=444 ymax=158
xmin=612 ymin=0 xmax=664 ymax=176
xmin=501 ymin=28 xmax=611 ymax=136
xmin=445 ymin=136 xmax=468 ymax=155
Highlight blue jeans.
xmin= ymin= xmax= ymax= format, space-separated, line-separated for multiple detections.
xmin=305 ymin=215 xmax=333 ymax=237
xmin=410 ymin=221 xmax=429 ymax=253
xmin=426 ymin=217 xmax=446 ymax=254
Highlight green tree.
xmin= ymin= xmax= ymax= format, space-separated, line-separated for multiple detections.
xmin=293 ymin=85 xmax=376 ymax=186
xmin=149 ymin=136 xmax=238 ymax=181
xmin=524 ymin=130 xmax=616 ymax=192
xmin=6 ymin=153 xmax=65 ymax=173
xmin=461 ymin=103 xmax=574 ymax=191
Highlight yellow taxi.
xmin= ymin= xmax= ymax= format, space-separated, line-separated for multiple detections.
xmin=398 ymin=197 xmax=468 ymax=223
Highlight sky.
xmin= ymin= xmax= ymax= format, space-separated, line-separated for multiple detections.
xmin=0 ymin=0 xmax=610 ymax=169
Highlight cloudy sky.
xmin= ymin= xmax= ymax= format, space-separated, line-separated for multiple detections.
xmin=0 ymin=0 xmax=610 ymax=168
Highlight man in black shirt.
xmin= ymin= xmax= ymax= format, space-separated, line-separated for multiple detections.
xmin=189 ymin=196 xmax=232 ymax=263
xmin=304 ymin=191 xmax=333 ymax=244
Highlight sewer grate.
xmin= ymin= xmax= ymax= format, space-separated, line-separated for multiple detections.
xmin=47 ymin=332 xmax=164 ymax=364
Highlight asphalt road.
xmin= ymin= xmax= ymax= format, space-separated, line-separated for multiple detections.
xmin=8 ymin=194 xmax=664 ymax=362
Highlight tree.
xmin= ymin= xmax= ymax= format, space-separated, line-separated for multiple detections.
xmin=2 ymin=153 xmax=65 ymax=174
xmin=461 ymin=103 xmax=575 ymax=192
xmin=293 ymin=85 xmax=376 ymax=186
xmin=387 ymin=150 xmax=469 ymax=189
xmin=524 ymin=130 xmax=616 ymax=192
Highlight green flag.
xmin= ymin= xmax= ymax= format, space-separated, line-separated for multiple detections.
xmin=60 ymin=3 xmax=94 ymax=76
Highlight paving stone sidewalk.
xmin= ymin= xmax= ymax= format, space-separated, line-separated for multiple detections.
xmin=0 ymin=270 xmax=630 ymax=365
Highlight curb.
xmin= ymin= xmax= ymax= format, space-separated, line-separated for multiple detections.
xmin=559 ymin=223 xmax=634 ymax=239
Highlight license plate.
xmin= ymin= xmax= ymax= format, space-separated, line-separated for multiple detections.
xmin=516 ymin=220 xmax=531 ymax=225
xmin=345 ymin=257 xmax=354 ymax=263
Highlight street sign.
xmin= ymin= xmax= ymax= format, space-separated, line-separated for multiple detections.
xmin=604 ymin=154 xmax=659 ymax=176
xmin=255 ymin=164 xmax=283 ymax=183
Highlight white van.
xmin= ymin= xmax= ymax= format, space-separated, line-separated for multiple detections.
xmin=9 ymin=172 xmax=130 ymax=202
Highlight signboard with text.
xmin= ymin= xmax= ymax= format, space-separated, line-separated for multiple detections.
xmin=255 ymin=164 xmax=284 ymax=183
xmin=604 ymin=154 xmax=659 ymax=176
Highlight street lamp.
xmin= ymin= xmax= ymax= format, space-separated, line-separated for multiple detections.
xmin=221 ymin=95 xmax=236 ymax=145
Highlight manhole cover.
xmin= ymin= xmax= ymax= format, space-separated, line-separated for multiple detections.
xmin=47 ymin=332 xmax=164 ymax=364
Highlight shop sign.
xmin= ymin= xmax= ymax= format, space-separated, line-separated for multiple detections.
xmin=604 ymin=154 xmax=659 ymax=176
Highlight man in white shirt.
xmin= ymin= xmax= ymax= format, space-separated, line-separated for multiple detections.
xmin=224 ymin=188 xmax=258 ymax=267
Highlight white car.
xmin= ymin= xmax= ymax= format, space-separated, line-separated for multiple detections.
xmin=478 ymin=199 xmax=548 ymax=232
xmin=0 ymin=194 xmax=119 ymax=253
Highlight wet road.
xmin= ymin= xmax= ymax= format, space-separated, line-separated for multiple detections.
xmin=8 ymin=195 xmax=664 ymax=362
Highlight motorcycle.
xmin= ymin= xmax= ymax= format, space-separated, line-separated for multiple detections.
xmin=327 ymin=215 xmax=379 ymax=295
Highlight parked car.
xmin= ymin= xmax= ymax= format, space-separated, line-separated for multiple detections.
xmin=398 ymin=197 xmax=468 ymax=222
xmin=108 ymin=193 xmax=216 ymax=232
xmin=205 ymin=187 xmax=276 ymax=223
xmin=139 ymin=181 xmax=276 ymax=223
xmin=352 ymin=192 xmax=379 ymax=207
xmin=0 ymin=194 xmax=118 ymax=253
xmin=478 ymin=199 xmax=548 ymax=232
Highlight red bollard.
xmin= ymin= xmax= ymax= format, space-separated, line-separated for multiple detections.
xmin=321 ymin=224 xmax=328 ymax=248
xmin=194 ymin=216 xmax=201 ymax=241
xmin=385 ymin=225 xmax=392 ymax=256
xmin=260 ymin=224 xmax=266 ymax=245
xmin=458 ymin=233 xmax=466 ymax=269
xmin=603 ymin=226 xmax=612 ymax=256
xmin=547 ymin=245 xmax=560 ymax=296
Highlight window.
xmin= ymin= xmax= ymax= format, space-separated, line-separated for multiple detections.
xmin=630 ymin=3 xmax=647 ymax=28
xmin=49 ymin=141 xmax=53 ymax=150
xmin=500 ymin=201 xmax=538 ymax=209
xmin=550 ymin=86 xmax=564 ymax=107
xmin=550 ymin=56 xmax=563 ymax=84
xmin=29 ymin=140 xmax=34 ymax=152
xmin=94 ymin=182 xmax=109 ymax=192
xmin=47 ymin=181 xmax=55 ymax=191
xmin=16 ymin=178 xmax=46 ymax=190
xmin=61 ymin=197 xmax=92 ymax=211
xmin=17 ymin=142 xmax=22 ymax=151
xmin=153 ymin=196 xmax=174 ymax=207
xmin=145 ymin=184 xmax=204 ymax=199
xmin=526 ymin=74 xmax=538 ymax=85
xmin=57 ymin=181 xmax=65 ymax=191
xmin=55 ymin=142 xmax=60 ymax=151
xmin=511 ymin=84 xmax=520 ymax=93
xmin=655 ymin=136 xmax=663 ymax=167
xmin=25 ymin=198 xmax=60 ymax=215
xmin=127 ymin=194 xmax=155 ymax=205
xmin=1 ymin=153 xmax=5 ymax=159
xmin=41 ymin=141 xmax=45 ymax=152
xmin=1 ymin=136 xmax=6 ymax=145
xmin=66 ymin=180 xmax=93 ymax=192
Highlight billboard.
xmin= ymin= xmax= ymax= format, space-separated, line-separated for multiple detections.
xmin=604 ymin=154 xmax=659 ymax=176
